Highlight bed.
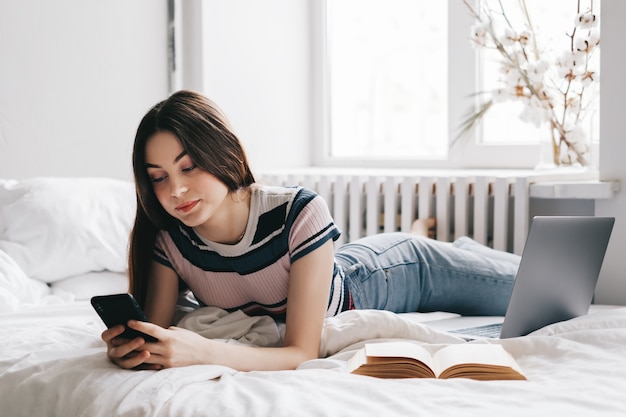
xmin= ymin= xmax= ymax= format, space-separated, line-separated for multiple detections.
xmin=1 ymin=177 xmax=626 ymax=417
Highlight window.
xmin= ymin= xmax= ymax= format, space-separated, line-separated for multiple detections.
xmin=325 ymin=0 xmax=448 ymax=162
xmin=318 ymin=0 xmax=600 ymax=169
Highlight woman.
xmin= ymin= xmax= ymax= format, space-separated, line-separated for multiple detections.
xmin=102 ymin=90 xmax=520 ymax=371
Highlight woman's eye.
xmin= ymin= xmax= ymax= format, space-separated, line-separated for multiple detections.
xmin=182 ymin=164 xmax=197 ymax=173
xmin=151 ymin=175 xmax=167 ymax=183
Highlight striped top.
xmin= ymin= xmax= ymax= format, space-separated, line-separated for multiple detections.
xmin=153 ymin=185 xmax=352 ymax=319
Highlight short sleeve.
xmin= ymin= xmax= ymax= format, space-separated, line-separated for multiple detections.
xmin=288 ymin=190 xmax=340 ymax=263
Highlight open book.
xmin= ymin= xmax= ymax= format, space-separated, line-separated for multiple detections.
xmin=346 ymin=341 xmax=526 ymax=381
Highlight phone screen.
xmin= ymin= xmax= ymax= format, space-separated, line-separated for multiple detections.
xmin=91 ymin=293 xmax=158 ymax=342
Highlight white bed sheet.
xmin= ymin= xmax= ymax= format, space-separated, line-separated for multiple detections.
xmin=1 ymin=302 xmax=626 ymax=417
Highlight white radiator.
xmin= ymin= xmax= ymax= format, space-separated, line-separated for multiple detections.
xmin=257 ymin=172 xmax=530 ymax=255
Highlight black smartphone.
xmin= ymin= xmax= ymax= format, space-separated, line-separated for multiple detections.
xmin=91 ymin=293 xmax=158 ymax=342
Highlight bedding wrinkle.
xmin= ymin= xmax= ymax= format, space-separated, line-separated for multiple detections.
xmin=2 ymin=303 xmax=626 ymax=416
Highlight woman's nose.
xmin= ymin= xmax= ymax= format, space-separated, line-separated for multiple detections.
xmin=170 ymin=181 xmax=188 ymax=197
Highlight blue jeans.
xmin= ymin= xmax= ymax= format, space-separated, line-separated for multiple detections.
xmin=334 ymin=233 xmax=520 ymax=316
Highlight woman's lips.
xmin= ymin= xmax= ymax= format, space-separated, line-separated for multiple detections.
xmin=175 ymin=200 xmax=199 ymax=213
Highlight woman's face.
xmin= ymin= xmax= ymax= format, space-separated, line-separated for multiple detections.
xmin=144 ymin=131 xmax=230 ymax=230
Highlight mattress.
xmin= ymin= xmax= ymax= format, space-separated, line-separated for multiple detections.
xmin=1 ymin=301 xmax=625 ymax=417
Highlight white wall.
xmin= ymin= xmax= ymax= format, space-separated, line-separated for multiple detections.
xmin=198 ymin=0 xmax=312 ymax=172
xmin=0 ymin=0 xmax=169 ymax=180
xmin=595 ymin=1 xmax=626 ymax=305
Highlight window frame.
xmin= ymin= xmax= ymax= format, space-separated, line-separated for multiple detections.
xmin=313 ymin=0 xmax=552 ymax=169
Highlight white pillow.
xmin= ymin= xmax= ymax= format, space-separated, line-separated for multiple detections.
xmin=0 ymin=248 xmax=51 ymax=312
xmin=51 ymin=271 xmax=129 ymax=301
xmin=0 ymin=177 xmax=136 ymax=282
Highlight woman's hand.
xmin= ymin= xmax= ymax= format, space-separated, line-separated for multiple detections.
xmin=101 ymin=324 xmax=162 ymax=370
xmin=102 ymin=321 xmax=213 ymax=370
xmin=127 ymin=321 xmax=215 ymax=368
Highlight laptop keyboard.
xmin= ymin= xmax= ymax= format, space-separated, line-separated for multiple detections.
xmin=450 ymin=323 xmax=503 ymax=338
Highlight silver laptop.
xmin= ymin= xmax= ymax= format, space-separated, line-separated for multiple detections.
xmin=426 ymin=216 xmax=614 ymax=340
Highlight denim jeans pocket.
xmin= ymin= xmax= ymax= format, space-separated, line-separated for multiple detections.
xmin=344 ymin=262 xmax=394 ymax=310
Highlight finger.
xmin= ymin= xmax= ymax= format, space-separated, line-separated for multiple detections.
xmin=133 ymin=363 xmax=164 ymax=371
xmin=101 ymin=325 xmax=125 ymax=343
xmin=113 ymin=349 xmax=151 ymax=370
xmin=111 ymin=337 xmax=130 ymax=347
xmin=127 ymin=320 xmax=163 ymax=341
xmin=103 ymin=328 xmax=139 ymax=348
xmin=108 ymin=337 xmax=147 ymax=360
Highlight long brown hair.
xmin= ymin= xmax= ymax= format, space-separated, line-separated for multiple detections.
xmin=129 ymin=90 xmax=255 ymax=307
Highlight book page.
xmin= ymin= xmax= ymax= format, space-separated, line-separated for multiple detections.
xmin=364 ymin=342 xmax=435 ymax=371
xmin=432 ymin=344 xmax=523 ymax=377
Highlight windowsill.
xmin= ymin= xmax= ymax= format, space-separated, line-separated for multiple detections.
xmin=258 ymin=165 xmax=597 ymax=179
xmin=529 ymin=180 xmax=620 ymax=199
xmin=257 ymin=166 xmax=620 ymax=200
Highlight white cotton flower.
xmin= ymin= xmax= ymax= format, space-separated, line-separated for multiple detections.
xmin=470 ymin=22 xmax=489 ymax=47
xmin=567 ymin=149 xmax=579 ymax=164
xmin=573 ymin=28 xmax=600 ymax=54
xmin=501 ymin=27 xmax=517 ymax=47
xmin=519 ymin=104 xmax=550 ymax=127
xmin=527 ymin=59 xmax=550 ymax=84
xmin=555 ymin=63 xmax=568 ymax=79
xmin=580 ymin=70 xmax=596 ymax=87
xmin=557 ymin=51 xmax=580 ymax=69
xmin=561 ymin=139 xmax=588 ymax=165
xmin=574 ymin=37 xmax=591 ymax=54
xmin=510 ymin=84 xmax=532 ymax=99
xmin=498 ymin=62 xmax=513 ymax=75
xmin=536 ymin=86 xmax=556 ymax=103
xmin=518 ymin=30 xmax=532 ymax=46
xmin=519 ymin=106 xmax=536 ymax=125
xmin=531 ymin=94 xmax=553 ymax=114
xmin=533 ymin=58 xmax=550 ymax=74
xmin=506 ymin=49 xmax=527 ymax=68
xmin=502 ymin=66 xmax=523 ymax=86
xmin=564 ymin=124 xmax=587 ymax=144
xmin=565 ymin=95 xmax=582 ymax=113
xmin=571 ymin=49 xmax=588 ymax=67
xmin=491 ymin=87 xmax=513 ymax=103
xmin=574 ymin=140 xmax=590 ymax=154
xmin=557 ymin=67 xmax=576 ymax=81
xmin=574 ymin=34 xmax=600 ymax=55
xmin=559 ymin=142 xmax=571 ymax=163
xmin=575 ymin=12 xmax=598 ymax=29
xmin=555 ymin=51 xmax=582 ymax=79
xmin=540 ymin=106 xmax=553 ymax=122
xmin=587 ymin=28 xmax=601 ymax=48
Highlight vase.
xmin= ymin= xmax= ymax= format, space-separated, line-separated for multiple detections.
xmin=535 ymin=137 xmax=558 ymax=170
xmin=536 ymin=126 xmax=592 ymax=169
